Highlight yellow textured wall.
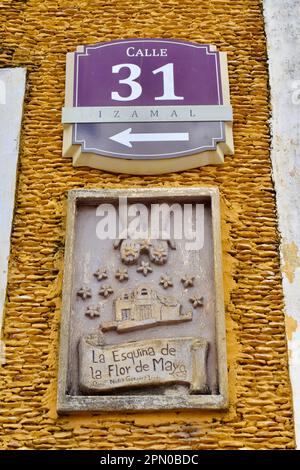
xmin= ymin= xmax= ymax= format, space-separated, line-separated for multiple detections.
xmin=0 ymin=0 xmax=295 ymax=450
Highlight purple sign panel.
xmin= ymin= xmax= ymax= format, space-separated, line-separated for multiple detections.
xmin=74 ymin=40 xmax=222 ymax=107
xmin=63 ymin=39 xmax=232 ymax=161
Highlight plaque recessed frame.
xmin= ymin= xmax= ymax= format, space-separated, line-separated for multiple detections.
xmin=57 ymin=187 xmax=228 ymax=413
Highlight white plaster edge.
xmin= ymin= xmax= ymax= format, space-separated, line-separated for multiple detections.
xmin=263 ymin=0 xmax=300 ymax=449
xmin=0 ymin=67 xmax=26 ymax=363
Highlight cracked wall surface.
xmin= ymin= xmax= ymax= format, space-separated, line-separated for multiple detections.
xmin=0 ymin=0 xmax=295 ymax=449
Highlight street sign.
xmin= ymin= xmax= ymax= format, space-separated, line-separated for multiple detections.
xmin=62 ymin=39 xmax=234 ymax=174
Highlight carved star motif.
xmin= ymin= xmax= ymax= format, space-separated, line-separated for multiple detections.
xmin=189 ymin=295 xmax=204 ymax=308
xmin=137 ymin=261 xmax=153 ymax=277
xmin=159 ymin=274 xmax=173 ymax=289
xmin=85 ymin=305 xmax=101 ymax=319
xmin=77 ymin=286 xmax=92 ymax=300
xmin=99 ymin=284 xmax=114 ymax=298
xmin=94 ymin=267 xmax=108 ymax=281
xmin=181 ymin=275 xmax=195 ymax=288
xmin=115 ymin=266 xmax=129 ymax=282
xmin=152 ymin=245 xmax=168 ymax=264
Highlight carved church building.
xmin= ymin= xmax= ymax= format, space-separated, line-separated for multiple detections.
xmin=115 ymin=284 xmax=181 ymax=322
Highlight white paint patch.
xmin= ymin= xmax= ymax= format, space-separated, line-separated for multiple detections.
xmin=263 ymin=0 xmax=300 ymax=449
xmin=0 ymin=68 xmax=26 ymax=362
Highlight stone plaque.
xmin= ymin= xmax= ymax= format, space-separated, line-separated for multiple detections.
xmin=57 ymin=188 xmax=228 ymax=412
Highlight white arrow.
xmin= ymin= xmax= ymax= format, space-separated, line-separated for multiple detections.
xmin=109 ymin=128 xmax=190 ymax=148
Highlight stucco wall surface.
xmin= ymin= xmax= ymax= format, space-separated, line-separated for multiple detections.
xmin=0 ymin=67 xmax=26 ymax=348
xmin=263 ymin=0 xmax=300 ymax=449
xmin=0 ymin=0 xmax=295 ymax=449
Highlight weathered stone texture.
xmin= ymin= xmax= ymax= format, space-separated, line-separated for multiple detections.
xmin=0 ymin=0 xmax=295 ymax=449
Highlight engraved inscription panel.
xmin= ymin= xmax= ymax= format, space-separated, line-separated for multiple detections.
xmin=57 ymin=188 xmax=227 ymax=412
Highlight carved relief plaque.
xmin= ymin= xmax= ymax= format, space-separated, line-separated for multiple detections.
xmin=57 ymin=188 xmax=228 ymax=412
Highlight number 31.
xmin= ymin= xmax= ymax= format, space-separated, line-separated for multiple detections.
xmin=111 ymin=63 xmax=184 ymax=102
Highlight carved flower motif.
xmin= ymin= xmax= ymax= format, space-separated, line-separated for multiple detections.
xmin=115 ymin=266 xmax=129 ymax=282
xmin=151 ymin=245 xmax=168 ymax=265
xmin=77 ymin=286 xmax=92 ymax=300
xmin=121 ymin=243 xmax=140 ymax=264
xmin=189 ymin=295 xmax=204 ymax=308
xmin=137 ymin=261 xmax=153 ymax=277
xmin=94 ymin=267 xmax=108 ymax=281
xmin=85 ymin=305 xmax=101 ymax=319
xmin=159 ymin=274 xmax=173 ymax=289
xmin=99 ymin=284 xmax=114 ymax=298
xmin=181 ymin=275 xmax=195 ymax=288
